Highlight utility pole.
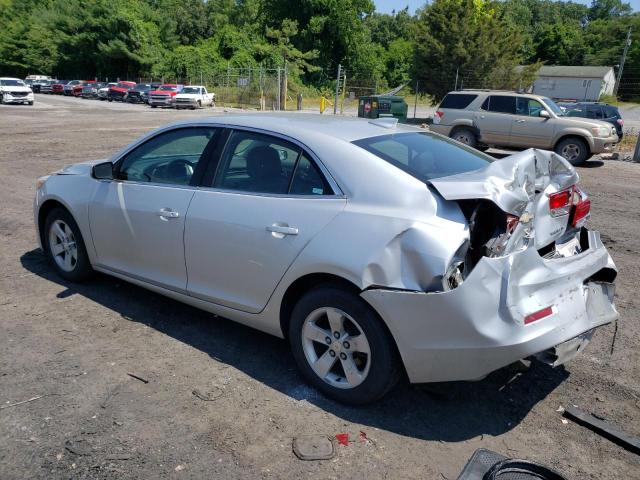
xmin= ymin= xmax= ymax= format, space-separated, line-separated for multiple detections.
xmin=614 ymin=28 xmax=632 ymax=97
xmin=340 ymin=69 xmax=347 ymax=114
xmin=454 ymin=68 xmax=459 ymax=91
xmin=334 ymin=64 xmax=342 ymax=115
xmin=276 ymin=67 xmax=281 ymax=111
xmin=413 ymin=80 xmax=419 ymax=119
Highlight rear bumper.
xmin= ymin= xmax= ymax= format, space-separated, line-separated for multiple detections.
xmin=361 ymin=229 xmax=618 ymax=383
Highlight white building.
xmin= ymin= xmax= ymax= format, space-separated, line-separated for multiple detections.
xmin=530 ymin=66 xmax=616 ymax=101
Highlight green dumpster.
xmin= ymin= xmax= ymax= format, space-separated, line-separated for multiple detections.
xmin=358 ymin=95 xmax=408 ymax=123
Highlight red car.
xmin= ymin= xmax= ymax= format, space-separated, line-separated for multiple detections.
xmin=107 ymin=81 xmax=136 ymax=102
xmin=72 ymin=80 xmax=96 ymax=97
xmin=148 ymin=84 xmax=183 ymax=107
xmin=51 ymin=81 xmax=67 ymax=95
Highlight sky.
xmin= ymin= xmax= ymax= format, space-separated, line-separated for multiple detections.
xmin=373 ymin=0 xmax=640 ymax=15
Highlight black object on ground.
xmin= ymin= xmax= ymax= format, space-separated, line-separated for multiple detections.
xmin=292 ymin=435 xmax=335 ymax=461
xmin=457 ymin=449 xmax=567 ymax=480
xmin=563 ymin=405 xmax=640 ymax=455
xmin=127 ymin=372 xmax=149 ymax=384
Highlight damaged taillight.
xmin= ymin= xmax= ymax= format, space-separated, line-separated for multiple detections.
xmin=570 ymin=188 xmax=591 ymax=228
xmin=549 ymin=187 xmax=573 ymax=217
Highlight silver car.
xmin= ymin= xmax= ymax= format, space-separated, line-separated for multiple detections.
xmin=33 ymin=114 xmax=618 ymax=404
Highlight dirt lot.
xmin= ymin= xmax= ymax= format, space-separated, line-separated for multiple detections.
xmin=1 ymin=95 xmax=639 ymax=479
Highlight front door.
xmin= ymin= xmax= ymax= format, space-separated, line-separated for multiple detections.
xmin=185 ymin=129 xmax=345 ymax=313
xmin=89 ymin=126 xmax=218 ymax=292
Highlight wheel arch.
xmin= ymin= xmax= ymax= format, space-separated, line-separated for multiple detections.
xmin=553 ymin=133 xmax=594 ymax=153
xmin=37 ymin=198 xmax=76 ymax=252
xmin=278 ymin=272 xmax=407 ymax=377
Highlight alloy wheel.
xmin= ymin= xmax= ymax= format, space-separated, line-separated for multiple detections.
xmin=48 ymin=219 xmax=78 ymax=272
xmin=561 ymin=143 xmax=581 ymax=162
xmin=453 ymin=132 xmax=473 ymax=145
xmin=301 ymin=307 xmax=371 ymax=389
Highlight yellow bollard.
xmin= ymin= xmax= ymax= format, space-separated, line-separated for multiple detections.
xmin=320 ymin=96 xmax=326 ymax=114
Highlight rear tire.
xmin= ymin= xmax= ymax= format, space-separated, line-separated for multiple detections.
xmin=289 ymin=286 xmax=400 ymax=405
xmin=555 ymin=137 xmax=589 ymax=166
xmin=44 ymin=208 xmax=93 ymax=282
xmin=450 ymin=128 xmax=478 ymax=149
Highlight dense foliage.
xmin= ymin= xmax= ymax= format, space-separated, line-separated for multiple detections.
xmin=0 ymin=0 xmax=638 ymax=99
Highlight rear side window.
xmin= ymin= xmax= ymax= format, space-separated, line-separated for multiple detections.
xmin=486 ymin=96 xmax=516 ymax=114
xmin=439 ymin=94 xmax=477 ymax=109
xmin=586 ymin=105 xmax=604 ymax=119
xmin=603 ymin=106 xmax=619 ymax=119
xmin=353 ymin=132 xmax=492 ymax=182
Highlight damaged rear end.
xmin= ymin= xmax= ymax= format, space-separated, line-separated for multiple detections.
xmin=361 ymin=148 xmax=618 ymax=383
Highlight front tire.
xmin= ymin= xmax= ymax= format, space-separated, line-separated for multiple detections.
xmin=289 ymin=287 xmax=400 ymax=405
xmin=44 ymin=208 xmax=93 ymax=282
xmin=555 ymin=137 xmax=590 ymax=165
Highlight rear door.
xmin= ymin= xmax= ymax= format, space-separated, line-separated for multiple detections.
xmin=474 ymin=95 xmax=516 ymax=145
xmin=184 ymin=129 xmax=346 ymax=313
xmin=510 ymin=97 xmax=554 ymax=148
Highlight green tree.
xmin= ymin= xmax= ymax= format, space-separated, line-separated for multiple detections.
xmin=413 ymin=0 xmax=527 ymax=101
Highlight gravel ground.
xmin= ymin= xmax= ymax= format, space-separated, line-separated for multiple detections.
xmin=1 ymin=94 xmax=639 ymax=480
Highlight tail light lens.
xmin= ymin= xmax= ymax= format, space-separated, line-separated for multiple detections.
xmin=570 ymin=188 xmax=591 ymax=228
xmin=617 ymin=118 xmax=624 ymax=126
xmin=549 ymin=187 xmax=573 ymax=217
xmin=524 ymin=306 xmax=554 ymax=325
xmin=433 ymin=110 xmax=444 ymax=124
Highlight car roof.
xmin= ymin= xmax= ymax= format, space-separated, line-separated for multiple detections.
xmin=0 ymin=77 xmax=23 ymax=81
xmin=167 ymin=113 xmax=422 ymax=143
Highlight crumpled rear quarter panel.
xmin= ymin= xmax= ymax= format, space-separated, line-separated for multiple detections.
xmin=361 ymin=230 xmax=617 ymax=383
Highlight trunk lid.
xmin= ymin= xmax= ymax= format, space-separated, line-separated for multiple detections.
xmin=430 ymin=148 xmax=580 ymax=251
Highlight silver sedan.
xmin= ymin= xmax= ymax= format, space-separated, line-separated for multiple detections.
xmin=34 ymin=114 xmax=618 ymax=404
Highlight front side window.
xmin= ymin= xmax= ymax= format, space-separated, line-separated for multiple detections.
xmin=487 ymin=96 xmax=516 ymax=114
xmin=516 ymin=98 xmax=545 ymax=117
xmin=354 ymin=132 xmax=492 ymax=182
xmin=118 ymin=127 xmax=217 ymax=185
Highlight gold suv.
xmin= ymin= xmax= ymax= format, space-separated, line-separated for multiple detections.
xmin=430 ymin=90 xmax=619 ymax=165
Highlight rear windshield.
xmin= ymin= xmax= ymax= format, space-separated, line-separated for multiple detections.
xmin=353 ymin=132 xmax=492 ymax=182
xmin=439 ymin=94 xmax=477 ymax=109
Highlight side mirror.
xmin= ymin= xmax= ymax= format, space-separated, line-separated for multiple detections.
xmin=540 ymin=110 xmax=550 ymax=119
xmin=93 ymin=161 xmax=114 ymax=180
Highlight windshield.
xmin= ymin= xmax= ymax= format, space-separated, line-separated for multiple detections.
xmin=0 ymin=79 xmax=25 ymax=86
xmin=116 ymin=83 xmax=133 ymax=89
xmin=181 ymin=87 xmax=201 ymax=94
xmin=541 ymin=97 xmax=564 ymax=116
xmin=353 ymin=132 xmax=492 ymax=182
xmin=159 ymin=86 xmax=176 ymax=91
xmin=135 ymin=84 xmax=151 ymax=91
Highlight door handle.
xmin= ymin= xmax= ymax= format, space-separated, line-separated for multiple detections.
xmin=266 ymin=224 xmax=299 ymax=236
xmin=158 ymin=208 xmax=180 ymax=219
xmin=515 ymin=119 xmax=526 ymax=123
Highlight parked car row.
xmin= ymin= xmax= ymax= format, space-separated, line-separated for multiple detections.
xmin=34 ymin=78 xmax=216 ymax=109
xmin=431 ymin=89 xmax=622 ymax=165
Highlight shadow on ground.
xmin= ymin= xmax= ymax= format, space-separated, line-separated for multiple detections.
xmin=21 ymin=249 xmax=568 ymax=443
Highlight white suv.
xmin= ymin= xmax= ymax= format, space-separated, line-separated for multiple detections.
xmin=0 ymin=77 xmax=34 ymax=106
